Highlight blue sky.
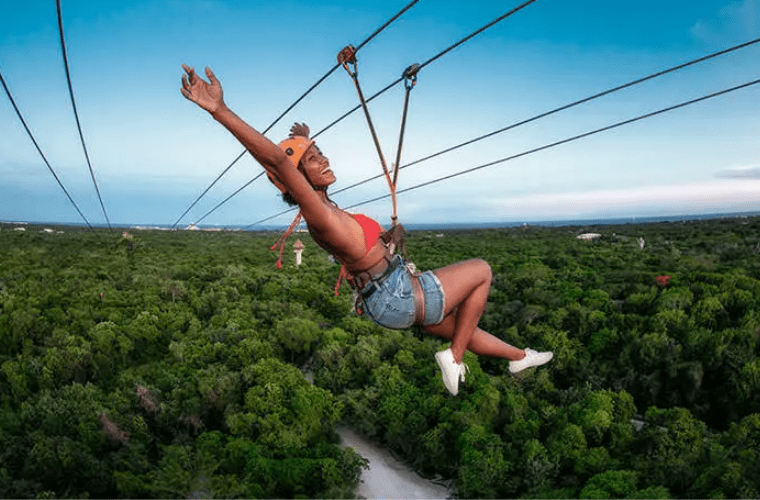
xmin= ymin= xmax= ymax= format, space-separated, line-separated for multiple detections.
xmin=1 ymin=0 xmax=759 ymax=228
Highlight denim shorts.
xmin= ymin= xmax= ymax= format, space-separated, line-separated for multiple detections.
xmin=360 ymin=257 xmax=445 ymax=329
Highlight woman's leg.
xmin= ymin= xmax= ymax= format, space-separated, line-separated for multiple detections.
xmin=424 ymin=318 xmax=525 ymax=361
xmin=424 ymin=258 xmax=526 ymax=364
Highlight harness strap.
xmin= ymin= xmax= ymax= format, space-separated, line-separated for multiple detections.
xmin=349 ymin=253 xmax=392 ymax=291
xmin=410 ymin=273 xmax=425 ymax=324
xmin=270 ymin=211 xmax=302 ymax=269
xmin=338 ymin=46 xmax=394 ymax=201
xmin=393 ymin=64 xmax=419 ymax=188
xmin=334 ymin=240 xmax=390 ymax=296
xmin=338 ymin=45 xmax=419 ymax=228
xmin=380 ymin=222 xmax=408 ymax=260
xmin=334 ymin=47 xmax=419 ymax=296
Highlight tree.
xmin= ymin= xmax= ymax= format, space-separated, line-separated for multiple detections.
xmin=634 ymin=406 xmax=712 ymax=496
xmin=580 ymin=469 xmax=669 ymax=499
xmin=456 ymin=424 xmax=510 ymax=498
xmin=230 ymin=358 xmax=342 ymax=453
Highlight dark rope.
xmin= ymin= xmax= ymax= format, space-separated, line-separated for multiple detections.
xmin=0 ymin=66 xmax=93 ymax=229
xmin=171 ymin=150 xmax=246 ymax=228
xmin=330 ymin=36 xmax=760 ymax=197
xmin=245 ymin=206 xmax=298 ymax=228
xmin=247 ymin=2 xmax=542 ymax=227
xmin=393 ymin=66 xmax=419 ymax=187
xmin=56 ymin=0 xmax=111 ymax=230
xmin=311 ymin=77 xmax=404 ymax=139
xmin=171 ymin=0 xmax=421 ymax=228
xmin=192 ymin=171 xmax=266 ymax=226
xmin=417 ymin=0 xmax=537 ymax=72
xmin=313 ymin=0 xmax=538 ymax=139
xmin=342 ymin=78 xmax=760 ymax=210
xmin=238 ymin=72 xmax=431 ymax=230
xmin=340 ymin=49 xmax=394 ymax=189
xmin=338 ymin=50 xmax=418 ymax=226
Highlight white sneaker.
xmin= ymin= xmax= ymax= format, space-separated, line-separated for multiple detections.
xmin=509 ymin=348 xmax=554 ymax=374
xmin=435 ymin=348 xmax=469 ymax=396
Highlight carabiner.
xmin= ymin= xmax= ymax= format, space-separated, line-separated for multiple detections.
xmin=337 ymin=45 xmax=358 ymax=76
xmin=402 ymin=63 xmax=420 ymax=90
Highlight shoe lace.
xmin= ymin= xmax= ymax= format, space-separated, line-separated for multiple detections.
xmin=460 ymin=363 xmax=470 ymax=383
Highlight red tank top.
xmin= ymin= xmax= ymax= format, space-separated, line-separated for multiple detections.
xmin=334 ymin=213 xmax=382 ymax=296
xmin=352 ymin=213 xmax=382 ymax=254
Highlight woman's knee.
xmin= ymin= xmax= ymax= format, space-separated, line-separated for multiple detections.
xmin=471 ymin=258 xmax=492 ymax=284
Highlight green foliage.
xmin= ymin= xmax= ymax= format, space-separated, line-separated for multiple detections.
xmin=580 ymin=469 xmax=670 ymax=499
xmin=2 ymin=217 xmax=760 ymax=498
xmin=0 ymin=226 xmax=362 ymax=498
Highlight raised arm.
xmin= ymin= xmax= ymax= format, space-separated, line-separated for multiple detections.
xmin=180 ymin=65 xmax=319 ymax=209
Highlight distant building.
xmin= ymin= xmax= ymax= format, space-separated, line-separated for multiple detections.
xmin=294 ymin=240 xmax=305 ymax=266
xmin=577 ymin=233 xmax=601 ymax=241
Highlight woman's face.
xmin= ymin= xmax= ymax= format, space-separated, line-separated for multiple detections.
xmin=300 ymin=144 xmax=336 ymax=188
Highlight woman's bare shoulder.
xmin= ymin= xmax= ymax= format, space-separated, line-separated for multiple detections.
xmin=306 ymin=206 xmax=369 ymax=265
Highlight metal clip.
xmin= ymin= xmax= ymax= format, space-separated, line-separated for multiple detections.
xmin=402 ymin=63 xmax=420 ymax=90
xmin=338 ymin=45 xmax=358 ymax=71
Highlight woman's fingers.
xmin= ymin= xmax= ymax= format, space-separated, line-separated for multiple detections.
xmin=204 ymin=66 xmax=217 ymax=84
xmin=180 ymin=64 xmax=221 ymax=112
xmin=180 ymin=64 xmax=203 ymax=95
xmin=180 ymin=71 xmax=195 ymax=101
xmin=182 ymin=64 xmax=207 ymax=89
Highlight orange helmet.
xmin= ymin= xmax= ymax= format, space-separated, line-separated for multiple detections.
xmin=269 ymin=123 xmax=313 ymax=194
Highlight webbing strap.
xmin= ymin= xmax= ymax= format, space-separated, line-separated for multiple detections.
xmin=393 ymin=63 xmax=419 ymax=189
xmin=338 ymin=45 xmax=418 ymax=227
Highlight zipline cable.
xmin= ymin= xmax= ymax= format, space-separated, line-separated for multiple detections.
xmin=342 ymin=77 xmax=760 ymax=211
xmin=246 ymin=37 xmax=760 ymax=228
xmin=330 ymin=36 xmax=760 ymax=197
xmin=170 ymin=0 xmax=421 ymax=229
xmin=193 ymin=171 xmax=266 ymax=226
xmin=312 ymin=0 xmax=538 ymax=140
xmin=417 ymin=0 xmax=537 ymax=72
xmin=56 ymin=0 xmax=111 ymax=231
xmin=170 ymin=152 xmax=246 ymax=229
xmin=229 ymin=0 xmax=541 ymax=228
xmin=0 ymin=66 xmax=93 ymax=229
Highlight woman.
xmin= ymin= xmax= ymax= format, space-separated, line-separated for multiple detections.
xmin=181 ymin=64 xmax=553 ymax=396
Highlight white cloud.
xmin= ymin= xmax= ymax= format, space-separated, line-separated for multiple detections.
xmin=715 ymin=165 xmax=760 ymax=179
xmin=482 ymin=179 xmax=760 ymax=222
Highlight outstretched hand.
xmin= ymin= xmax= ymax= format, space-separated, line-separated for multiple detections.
xmin=181 ymin=64 xmax=224 ymax=114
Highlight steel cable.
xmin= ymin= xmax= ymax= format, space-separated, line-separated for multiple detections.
xmin=56 ymin=0 xmax=111 ymax=230
xmin=0 ymin=66 xmax=93 ymax=229
xmin=246 ymin=38 xmax=760 ymax=228
xmin=342 ymin=77 xmax=760 ymax=211
xmin=249 ymin=75 xmax=760 ymax=228
xmin=170 ymin=0 xmax=421 ymax=228
xmin=209 ymin=0 xmax=540 ymax=228
xmin=194 ymin=171 xmax=266 ymax=225
xmin=312 ymin=0 xmax=538 ymax=139
xmin=331 ymin=36 xmax=760 ymax=197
